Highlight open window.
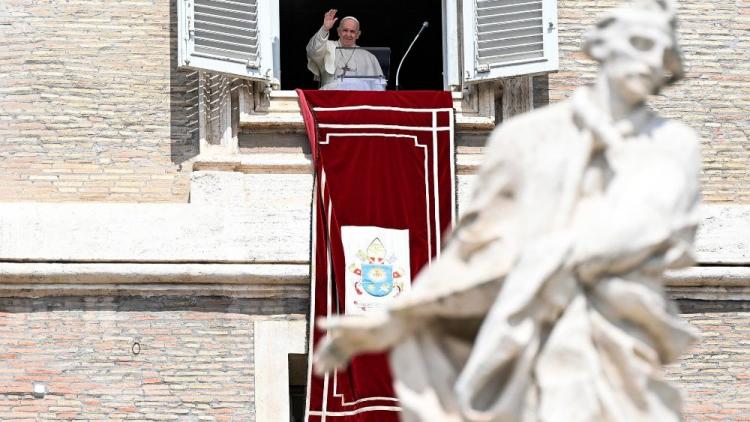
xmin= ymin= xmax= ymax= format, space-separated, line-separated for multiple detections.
xmin=178 ymin=0 xmax=558 ymax=89
xmin=278 ymin=0 xmax=446 ymax=91
xmin=462 ymin=0 xmax=558 ymax=83
xmin=178 ymin=0 xmax=558 ymax=140
xmin=177 ymin=0 xmax=280 ymax=85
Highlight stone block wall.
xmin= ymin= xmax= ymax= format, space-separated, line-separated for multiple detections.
xmin=0 ymin=296 xmax=307 ymax=421
xmin=552 ymin=0 xmax=750 ymax=203
xmin=0 ymin=0 xmax=197 ymax=202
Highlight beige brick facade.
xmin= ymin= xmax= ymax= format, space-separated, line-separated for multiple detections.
xmin=1 ymin=0 xmax=748 ymax=203
xmin=666 ymin=310 xmax=750 ymax=421
xmin=0 ymin=0 xmax=197 ymax=202
xmin=0 ymin=296 xmax=306 ymax=421
xmin=0 ymin=296 xmax=746 ymax=421
xmin=552 ymin=0 xmax=750 ymax=203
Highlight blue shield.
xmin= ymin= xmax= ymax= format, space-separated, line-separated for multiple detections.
xmin=361 ymin=264 xmax=394 ymax=297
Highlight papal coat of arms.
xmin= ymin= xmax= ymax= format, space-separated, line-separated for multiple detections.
xmin=341 ymin=229 xmax=411 ymax=315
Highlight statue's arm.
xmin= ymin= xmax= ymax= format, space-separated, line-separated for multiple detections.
xmin=313 ymin=312 xmax=420 ymax=374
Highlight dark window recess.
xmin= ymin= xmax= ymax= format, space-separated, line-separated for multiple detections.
xmin=279 ymin=0 xmax=444 ymax=91
xmin=289 ymin=353 xmax=308 ymax=422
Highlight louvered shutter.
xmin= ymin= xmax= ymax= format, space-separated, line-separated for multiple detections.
xmin=462 ymin=0 xmax=558 ymax=83
xmin=178 ymin=0 xmax=280 ymax=85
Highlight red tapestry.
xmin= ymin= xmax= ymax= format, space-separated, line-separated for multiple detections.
xmin=297 ymin=90 xmax=455 ymax=422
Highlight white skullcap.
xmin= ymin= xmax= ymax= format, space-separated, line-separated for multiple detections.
xmin=340 ymin=16 xmax=360 ymax=30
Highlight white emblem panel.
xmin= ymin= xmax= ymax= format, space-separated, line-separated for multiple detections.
xmin=341 ymin=226 xmax=411 ymax=315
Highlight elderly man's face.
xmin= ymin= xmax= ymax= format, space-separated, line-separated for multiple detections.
xmin=337 ymin=18 xmax=360 ymax=48
xmin=600 ymin=17 xmax=677 ymax=105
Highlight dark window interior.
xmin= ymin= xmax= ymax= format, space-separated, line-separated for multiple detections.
xmin=289 ymin=353 xmax=307 ymax=422
xmin=279 ymin=0 xmax=444 ymax=91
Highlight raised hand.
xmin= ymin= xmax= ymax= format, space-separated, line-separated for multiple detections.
xmin=322 ymin=9 xmax=338 ymax=31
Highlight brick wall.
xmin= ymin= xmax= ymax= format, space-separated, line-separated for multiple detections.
xmin=552 ymin=0 xmax=750 ymax=203
xmin=2 ymin=0 xmax=747 ymax=203
xmin=0 ymin=0 xmax=197 ymax=202
xmin=0 ymin=296 xmax=745 ymax=421
xmin=666 ymin=308 xmax=750 ymax=422
xmin=0 ymin=296 xmax=307 ymax=421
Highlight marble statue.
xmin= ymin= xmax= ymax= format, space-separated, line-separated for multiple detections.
xmin=314 ymin=0 xmax=702 ymax=421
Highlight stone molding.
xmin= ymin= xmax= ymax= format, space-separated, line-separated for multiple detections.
xmin=0 ymin=263 xmax=308 ymax=284
xmin=0 ymin=203 xmax=747 ymax=299
xmin=0 ymin=282 xmax=309 ymax=299
xmin=254 ymin=320 xmax=307 ymax=422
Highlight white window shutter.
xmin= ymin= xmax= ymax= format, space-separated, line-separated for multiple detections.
xmin=178 ymin=0 xmax=280 ymax=85
xmin=443 ymin=0 xmax=461 ymax=90
xmin=462 ymin=0 xmax=558 ymax=83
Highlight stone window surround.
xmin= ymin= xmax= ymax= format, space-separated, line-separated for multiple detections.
xmin=190 ymin=77 xmax=538 ymax=164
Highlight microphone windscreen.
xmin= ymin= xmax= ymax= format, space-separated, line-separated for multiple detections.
xmin=423 ymin=21 xmax=429 ymax=28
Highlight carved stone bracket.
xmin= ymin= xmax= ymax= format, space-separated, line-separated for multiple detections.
xmin=198 ymin=71 xmax=242 ymax=155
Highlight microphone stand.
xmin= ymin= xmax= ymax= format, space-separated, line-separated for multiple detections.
xmin=395 ymin=22 xmax=428 ymax=91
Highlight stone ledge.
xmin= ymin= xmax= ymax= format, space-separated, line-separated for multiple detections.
xmin=0 ymin=283 xmax=309 ymax=299
xmin=191 ymin=152 xmax=483 ymax=175
xmin=0 ymin=262 xmax=310 ymax=298
xmin=241 ymin=90 xmax=496 ymax=132
xmin=665 ymin=266 xmax=750 ymax=301
xmin=664 ymin=266 xmax=750 ymax=287
xmin=667 ymin=286 xmax=750 ymax=302
xmin=0 ymin=262 xmax=747 ymax=301
xmin=0 ymin=262 xmax=309 ymax=284
xmin=240 ymin=114 xmax=496 ymax=132
xmin=3 ymin=263 xmax=743 ymax=288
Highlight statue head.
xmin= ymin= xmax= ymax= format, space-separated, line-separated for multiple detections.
xmin=338 ymin=16 xmax=361 ymax=48
xmin=583 ymin=0 xmax=683 ymax=105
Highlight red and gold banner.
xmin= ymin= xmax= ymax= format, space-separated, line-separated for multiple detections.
xmin=298 ymin=90 xmax=455 ymax=421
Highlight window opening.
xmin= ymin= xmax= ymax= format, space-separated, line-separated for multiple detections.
xmin=288 ymin=353 xmax=308 ymax=422
xmin=279 ymin=0 xmax=444 ymax=91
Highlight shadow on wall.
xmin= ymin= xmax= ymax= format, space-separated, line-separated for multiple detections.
xmin=0 ymin=295 xmax=309 ymax=315
xmin=169 ymin=0 xmax=201 ymax=166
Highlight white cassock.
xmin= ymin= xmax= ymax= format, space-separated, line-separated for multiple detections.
xmin=306 ymin=27 xmax=385 ymax=91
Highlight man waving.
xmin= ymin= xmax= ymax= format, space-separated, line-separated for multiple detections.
xmin=306 ymin=9 xmax=385 ymax=90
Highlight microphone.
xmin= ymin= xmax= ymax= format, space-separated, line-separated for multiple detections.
xmin=395 ymin=21 xmax=429 ymax=91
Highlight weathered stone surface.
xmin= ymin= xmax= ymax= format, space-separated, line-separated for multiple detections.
xmin=693 ymin=204 xmax=750 ymax=264
xmin=189 ymin=171 xmax=249 ymax=205
xmin=0 ymin=202 xmax=310 ymax=263
xmin=1 ymin=202 xmax=746 ymax=267
xmin=253 ymin=320 xmax=307 ymax=422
